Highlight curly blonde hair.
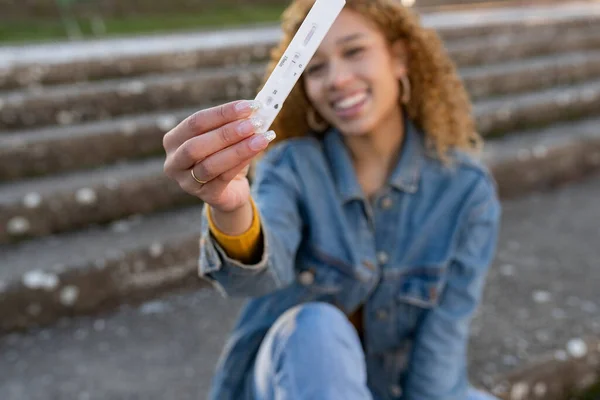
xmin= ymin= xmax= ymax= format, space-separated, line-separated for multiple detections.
xmin=260 ymin=0 xmax=481 ymax=159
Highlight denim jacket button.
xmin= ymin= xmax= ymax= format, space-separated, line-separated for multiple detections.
xmin=381 ymin=196 xmax=393 ymax=210
xmin=376 ymin=309 xmax=389 ymax=320
xmin=376 ymin=251 xmax=389 ymax=265
xmin=390 ymin=384 xmax=403 ymax=397
xmin=298 ymin=270 xmax=315 ymax=286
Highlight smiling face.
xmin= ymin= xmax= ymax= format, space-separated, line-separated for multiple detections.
xmin=303 ymin=9 xmax=408 ymax=137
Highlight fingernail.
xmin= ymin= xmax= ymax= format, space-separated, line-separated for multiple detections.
xmin=249 ymin=130 xmax=276 ymax=151
xmin=237 ymin=118 xmax=264 ymax=136
xmin=236 ymin=100 xmax=261 ymax=113
xmin=262 ymin=130 xmax=277 ymax=142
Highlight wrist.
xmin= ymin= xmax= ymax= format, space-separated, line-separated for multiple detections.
xmin=208 ymin=199 xmax=254 ymax=236
xmin=210 ymin=198 xmax=251 ymax=216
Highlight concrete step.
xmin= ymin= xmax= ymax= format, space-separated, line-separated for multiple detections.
xmin=0 ymin=65 xmax=264 ymax=132
xmin=0 ymin=39 xmax=274 ymax=93
xmin=1 ymin=174 xmax=600 ymax=400
xmin=2 ymin=40 xmax=600 ymax=132
xmin=483 ymin=117 xmax=600 ymax=198
xmin=0 ymin=108 xmax=194 ymax=181
xmin=1 ymin=73 xmax=599 ymax=182
xmin=1 ymin=2 xmax=598 ymax=90
xmin=464 ymin=50 xmax=600 ymax=100
xmin=1 ymin=116 xmax=599 ymax=333
xmin=447 ymin=24 xmax=600 ymax=68
xmin=0 ymin=158 xmax=201 ymax=244
xmin=475 ymin=79 xmax=600 ymax=136
xmin=0 ymin=206 xmax=206 ymax=333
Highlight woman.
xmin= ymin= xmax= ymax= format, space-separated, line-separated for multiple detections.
xmin=162 ymin=0 xmax=501 ymax=399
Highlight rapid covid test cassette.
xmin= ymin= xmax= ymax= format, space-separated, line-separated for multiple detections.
xmin=253 ymin=0 xmax=346 ymax=133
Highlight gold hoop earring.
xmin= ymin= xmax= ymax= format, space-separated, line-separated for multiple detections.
xmin=400 ymin=75 xmax=411 ymax=105
xmin=307 ymin=107 xmax=329 ymax=132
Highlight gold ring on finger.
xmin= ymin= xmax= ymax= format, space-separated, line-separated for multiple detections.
xmin=190 ymin=169 xmax=208 ymax=186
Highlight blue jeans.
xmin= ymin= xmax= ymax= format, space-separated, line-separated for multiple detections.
xmin=250 ymin=303 xmax=497 ymax=400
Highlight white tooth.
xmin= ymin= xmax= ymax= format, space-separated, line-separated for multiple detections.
xmin=335 ymin=93 xmax=367 ymax=110
xmin=337 ymin=95 xmax=361 ymax=109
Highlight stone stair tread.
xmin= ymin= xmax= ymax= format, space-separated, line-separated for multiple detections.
xmin=474 ymin=78 xmax=600 ymax=113
xmin=0 ymin=107 xmax=194 ymax=143
xmin=0 ymin=63 xmax=260 ymax=101
xmin=2 ymin=173 xmax=600 ymax=399
xmin=0 ymin=63 xmax=264 ymax=131
xmin=1 ymin=1 xmax=598 ymax=70
xmin=462 ymin=49 xmax=600 ymax=100
xmin=423 ymin=0 xmax=600 ymax=30
xmin=483 ymin=116 xmax=600 ymax=165
xmin=0 ymin=157 xmax=164 ymax=205
xmin=445 ymin=25 xmax=600 ymax=67
xmin=0 ymin=107 xmax=199 ymax=182
xmin=0 ymin=206 xmax=203 ymax=285
xmin=460 ymin=49 xmax=600 ymax=78
xmin=445 ymin=16 xmax=600 ymax=50
xmin=0 ymin=27 xmax=280 ymax=71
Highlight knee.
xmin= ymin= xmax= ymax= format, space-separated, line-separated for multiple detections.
xmin=253 ymin=303 xmax=366 ymax=397
xmin=279 ymin=302 xmax=349 ymax=333
xmin=269 ymin=302 xmax=356 ymax=346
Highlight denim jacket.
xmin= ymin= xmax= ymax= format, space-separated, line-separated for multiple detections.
xmin=199 ymin=118 xmax=501 ymax=400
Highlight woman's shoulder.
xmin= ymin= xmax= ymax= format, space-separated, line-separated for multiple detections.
xmin=421 ymin=147 xmax=499 ymax=208
xmin=451 ymin=149 xmax=493 ymax=180
xmin=425 ymin=147 xmax=494 ymax=184
xmin=448 ymin=149 xmax=500 ymax=211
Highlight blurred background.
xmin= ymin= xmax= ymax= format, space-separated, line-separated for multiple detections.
xmin=0 ymin=0 xmax=599 ymax=399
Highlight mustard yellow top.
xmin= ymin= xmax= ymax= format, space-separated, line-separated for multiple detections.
xmin=206 ymin=199 xmax=262 ymax=265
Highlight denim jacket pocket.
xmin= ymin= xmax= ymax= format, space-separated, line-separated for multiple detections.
xmin=395 ymin=264 xmax=448 ymax=309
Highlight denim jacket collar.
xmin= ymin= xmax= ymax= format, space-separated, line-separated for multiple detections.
xmin=323 ymin=116 xmax=425 ymax=204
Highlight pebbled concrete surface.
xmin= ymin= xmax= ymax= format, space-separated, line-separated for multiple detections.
xmin=1 ymin=174 xmax=600 ymax=400
xmin=469 ymin=174 xmax=600 ymax=384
